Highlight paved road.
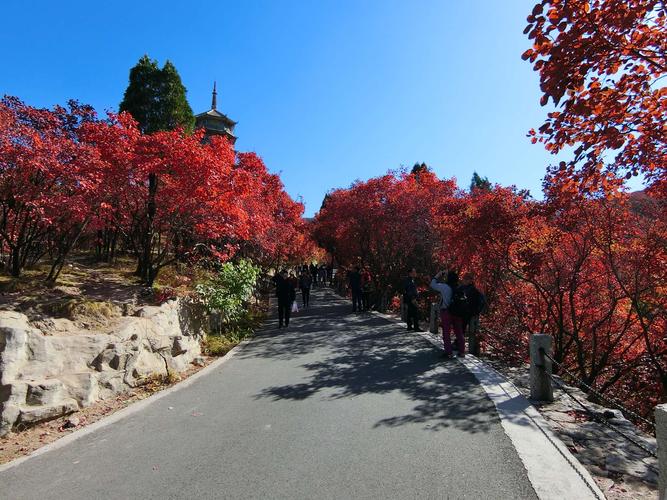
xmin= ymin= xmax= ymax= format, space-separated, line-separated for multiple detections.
xmin=0 ymin=289 xmax=537 ymax=499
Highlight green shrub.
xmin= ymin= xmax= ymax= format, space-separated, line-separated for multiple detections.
xmin=195 ymin=259 xmax=261 ymax=327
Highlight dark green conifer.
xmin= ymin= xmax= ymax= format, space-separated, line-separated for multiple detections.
xmin=120 ymin=55 xmax=194 ymax=133
xmin=470 ymin=172 xmax=492 ymax=192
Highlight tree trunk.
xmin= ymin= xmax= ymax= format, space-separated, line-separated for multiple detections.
xmin=10 ymin=248 xmax=20 ymax=278
xmin=141 ymin=173 xmax=158 ymax=284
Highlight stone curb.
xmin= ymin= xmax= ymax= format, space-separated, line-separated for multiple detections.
xmin=355 ymin=296 xmax=605 ymax=500
xmin=0 ymin=336 xmax=254 ymax=473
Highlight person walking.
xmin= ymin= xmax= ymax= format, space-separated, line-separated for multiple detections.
xmin=348 ymin=266 xmax=363 ymax=312
xmin=318 ymin=265 xmax=327 ymax=286
xmin=275 ymin=269 xmax=296 ymax=328
xmin=403 ymin=268 xmax=422 ymax=331
xmin=310 ymin=263 xmax=318 ymax=287
xmin=430 ymin=270 xmax=464 ymax=358
xmin=299 ymin=270 xmax=312 ymax=308
xmin=361 ymin=266 xmax=372 ymax=311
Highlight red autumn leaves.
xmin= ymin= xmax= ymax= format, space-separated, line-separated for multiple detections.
xmin=0 ymin=96 xmax=311 ymax=284
xmin=524 ymin=0 xmax=666 ymax=197
xmin=314 ymin=170 xmax=666 ymax=418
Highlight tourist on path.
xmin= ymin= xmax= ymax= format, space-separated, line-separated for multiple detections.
xmin=299 ymin=270 xmax=312 ymax=308
xmin=361 ymin=266 xmax=372 ymax=311
xmin=310 ymin=263 xmax=318 ymax=287
xmin=318 ymin=265 xmax=327 ymax=286
xmin=275 ymin=270 xmax=296 ymax=328
xmin=348 ymin=266 xmax=363 ymax=312
xmin=430 ymin=270 xmax=464 ymax=358
xmin=457 ymin=272 xmax=486 ymax=334
xmin=403 ymin=267 xmax=422 ymax=331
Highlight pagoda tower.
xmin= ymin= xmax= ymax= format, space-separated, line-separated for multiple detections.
xmin=195 ymin=82 xmax=237 ymax=144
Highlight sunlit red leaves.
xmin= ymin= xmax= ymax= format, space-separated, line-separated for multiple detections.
xmin=524 ymin=0 xmax=666 ymax=195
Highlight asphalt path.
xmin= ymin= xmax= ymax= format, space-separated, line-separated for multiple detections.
xmin=0 ymin=288 xmax=537 ymax=499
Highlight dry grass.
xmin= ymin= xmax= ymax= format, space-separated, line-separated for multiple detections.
xmin=202 ymin=335 xmax=237 ymax=356
xmin=42 ymin=298 xmax=120 ymax=322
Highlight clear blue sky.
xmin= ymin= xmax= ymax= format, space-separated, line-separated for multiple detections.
xmin=1 ymin=1 xmax=630 ymax=216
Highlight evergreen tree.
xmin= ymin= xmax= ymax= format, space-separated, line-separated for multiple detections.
xmin=119 ymin=55 xmax=194 ymax=134
xmin=470 ymin=172 xmax=491 ymax=192
xmin=411 ymin=162 xmax=429 ymax=176
xmin=156 ymin=61 xmax=195 ymax=133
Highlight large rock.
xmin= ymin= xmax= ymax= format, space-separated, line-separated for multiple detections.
xmin=0 ymin=298 xmax=206 ymax=435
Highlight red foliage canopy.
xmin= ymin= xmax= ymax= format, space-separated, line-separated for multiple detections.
xmin=524 ymin=0 xmax=666 ymax=196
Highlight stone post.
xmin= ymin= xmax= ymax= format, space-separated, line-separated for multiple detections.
xmin=656 ymin=404 xmax=667 ymax=500
xmin=530 ymin=334 xmax=553 ymax=402
xmin=429 ymin=303 xmax=439 ymax=334
xmin=468 ymin=316 xmax=480 ymax=356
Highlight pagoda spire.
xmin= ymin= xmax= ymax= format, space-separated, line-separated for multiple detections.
xmin=211 ymin=81 xmax=217 ymax=110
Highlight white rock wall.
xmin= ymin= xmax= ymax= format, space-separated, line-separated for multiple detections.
xmin=0 ymin=298 xmax=206 ymax=435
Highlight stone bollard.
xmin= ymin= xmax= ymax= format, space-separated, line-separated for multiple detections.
xmin=529 ymin=334 xmax=554 ymax=402
xmin=656 ymin=404 xmax=667 ymax=500
xmin=429 ymin=303 xmax=439 ymax=334
xmin=468 ymin=315 xmax=480 ymax=356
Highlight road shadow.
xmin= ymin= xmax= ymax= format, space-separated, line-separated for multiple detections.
xmin=249 ymin=289 xmax=505 ymax=434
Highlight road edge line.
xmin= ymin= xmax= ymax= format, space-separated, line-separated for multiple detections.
xmin=0 ymin=336 xmax=254 ymax=473
xmin=364 ymin=304 xmax=604 ymax=500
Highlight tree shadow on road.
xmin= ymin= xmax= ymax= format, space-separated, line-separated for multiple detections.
xmin=249 ymin=293 xmax=510 ymax=434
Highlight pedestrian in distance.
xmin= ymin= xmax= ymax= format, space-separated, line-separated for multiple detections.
xmin=457 ymin=272 xmax=486 ymax=334
xmin=275 ymin=269 xmax=296 ymax=328
xmin=318 ymin=265 xmax=327 ymax=286
xmin=299 ymin=270 xmax=312 ymax=308
xmin=361 ymin=266 xmax=372 ymax=311
xmin=348 ymin=266 xmax=363 ymax=312
xmin=430 ymin=270 xmax=464 ymax=358
xmin=403 ymin=267 xmax=422 ymax=331
xmin=310 ymin=263 xmax=318 ymax=287
xmin=326 ymin=264 xmax=334 ymax=286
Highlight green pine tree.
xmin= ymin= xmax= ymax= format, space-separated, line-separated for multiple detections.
xmin=411 ymin=162 xmax=429 ymax=176
xmin=470 ymin=172 xmax=491 ymax=192
xmin=119 ymin=55 xmax=194 ymax=134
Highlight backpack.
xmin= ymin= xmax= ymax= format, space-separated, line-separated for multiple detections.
xmin=449 ymin=286 xmax=474 ymax=318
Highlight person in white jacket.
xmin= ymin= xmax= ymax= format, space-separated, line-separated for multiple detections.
xmin=430 ymin=270 xmax=464 ymax=358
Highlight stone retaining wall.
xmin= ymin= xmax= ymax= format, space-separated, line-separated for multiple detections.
xmin=0 ymin=298 xmax=207 ymax=436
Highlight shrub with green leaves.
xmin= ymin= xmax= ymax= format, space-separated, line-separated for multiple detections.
xmin=195 ymin=259 xmax=261 ymax=327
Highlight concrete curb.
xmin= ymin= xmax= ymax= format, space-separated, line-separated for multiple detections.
xmin=0 ymin=336 xmax=254 ymax=473
xmin=364 ymin=303 xmax=605 ymax=500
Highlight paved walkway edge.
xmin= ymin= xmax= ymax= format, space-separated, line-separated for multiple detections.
xmin=365 ymin=301 xmax=605 ymax=500
xmin=0 ymin=338 xmax=254 ymax=474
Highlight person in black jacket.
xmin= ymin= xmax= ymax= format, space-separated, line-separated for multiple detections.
xmin=348 ymin=266 xmax=363 ymax=312
xmin=403 ymin=267 xmax=422 ymax=331
xmin=299 ymin=270 xmax=312 ymax=308
xmin=275 ymin=270 xmax=296 ymax=328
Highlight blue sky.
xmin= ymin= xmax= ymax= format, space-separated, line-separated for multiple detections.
xmin=0 ymin=1 xmax=635 ymax=216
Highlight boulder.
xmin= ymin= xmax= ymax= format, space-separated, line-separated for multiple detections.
xmin=17 ymin=399 xmax=78 ymax=425
xmin=0 ymin=297 xmax=207 ymax=436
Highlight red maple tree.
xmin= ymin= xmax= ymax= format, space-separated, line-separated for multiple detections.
xmin=523 ymin=0 xmax=666 ymax=196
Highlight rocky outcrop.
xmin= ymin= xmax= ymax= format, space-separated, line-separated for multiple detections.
xmin=0 ymin=298 xmax=206 ymax=435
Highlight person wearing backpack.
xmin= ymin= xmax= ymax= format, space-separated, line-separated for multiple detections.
xmin=458 ymin=273 xmax=486 ymax=327
xmin=430 ymin=270 xmax=465 ymax=358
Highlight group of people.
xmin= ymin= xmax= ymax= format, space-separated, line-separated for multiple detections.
xmin=274 ymin=263 xmax=485 ymax=353
xmin=346 ymin=266 xmax=373 ymax=312
xmin=404 ymin=268 xmax=485 ymax=359
xmin=273 ymin=263 xmax=333 ymax=328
